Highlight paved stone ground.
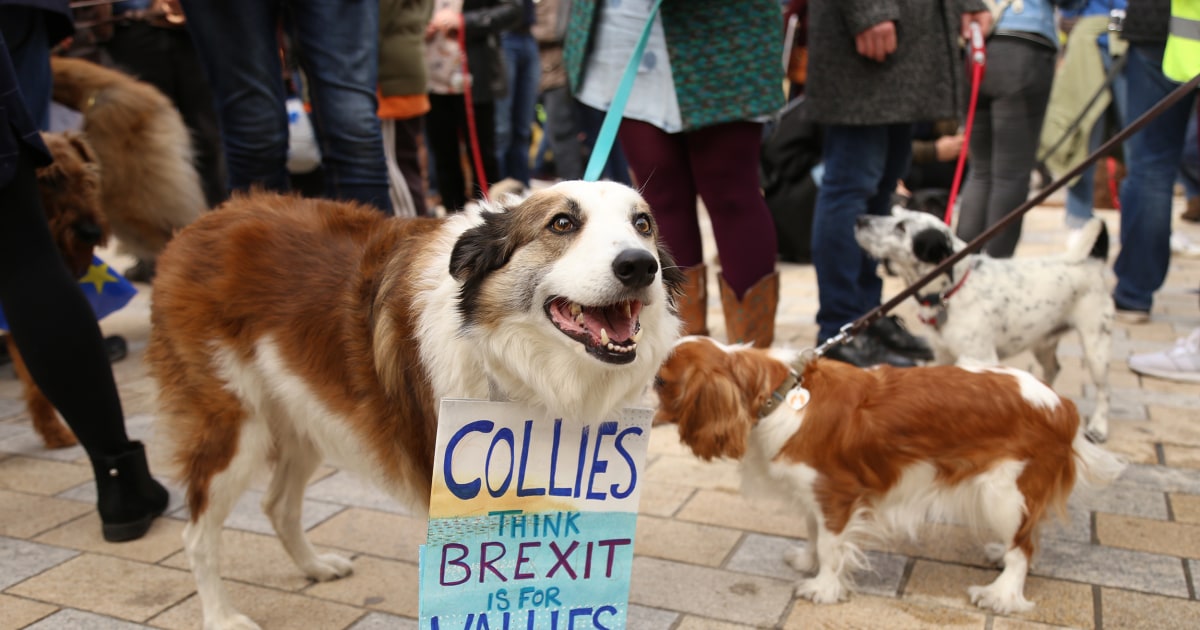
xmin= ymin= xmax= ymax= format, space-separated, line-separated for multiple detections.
xmin=3 ymin=196 xmax=1200 ymax=629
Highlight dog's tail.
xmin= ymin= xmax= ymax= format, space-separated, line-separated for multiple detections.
xmin=1072 ymin=430 xmax=1126 ymax=488
xmin=1064 ymin=217 xmax=1109 ymax=263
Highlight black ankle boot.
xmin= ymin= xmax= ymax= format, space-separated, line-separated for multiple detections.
xmin=92 ymin=441 xmax=170 ymax=542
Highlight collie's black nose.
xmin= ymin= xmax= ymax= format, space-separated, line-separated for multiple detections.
xmin=612 ymin=248 xmax=658 ymax=289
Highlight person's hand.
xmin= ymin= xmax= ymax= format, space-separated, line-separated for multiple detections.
xmin=961 ymin=10 xmax=993 ymax=40
xmin=934 ymin=134 xmax=964 ymax=162
xmin=855 ymin=21 xmax=897 ymax=62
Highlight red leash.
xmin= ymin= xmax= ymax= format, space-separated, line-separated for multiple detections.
xmin=943 ymin=23 xmax=986 ymax=226
xmin=457 ymin=14 xmax=489 ymax=200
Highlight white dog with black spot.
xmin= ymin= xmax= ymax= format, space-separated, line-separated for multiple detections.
xmin=854 ymin=207 xmax=1114 ymax=443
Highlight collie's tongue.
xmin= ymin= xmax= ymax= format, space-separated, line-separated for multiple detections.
xmin=551 ymin=299 xmax=642 ymax=344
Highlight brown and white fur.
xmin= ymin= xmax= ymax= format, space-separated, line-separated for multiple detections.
xmin=854 ymin=207 xmax=1114 ymax=443
xmin=7 ymin=131 xmax=108 ymax=449
xmin=653 ymin=336 xmax=1124 ymax=614
xmin=50 ymin=56 xmax=205 ymax=276
xmin=147 ymin=181 xmax=682 ymax=629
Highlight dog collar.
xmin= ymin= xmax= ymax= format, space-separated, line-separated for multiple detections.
xmin=759 ymin=369 xmax=801 ymax=418
xmin=916 ymin=265 xmax=972 ymax=309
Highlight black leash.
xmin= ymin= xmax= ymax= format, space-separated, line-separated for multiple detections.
xmin=815 ymin=71 xmax=1200 ymax=356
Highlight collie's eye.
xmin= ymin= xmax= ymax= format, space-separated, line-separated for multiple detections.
xmin=548 ymin=214 xmax=577 ymax=233
xmin=894 ymin=222 xmax=907 ymax=235
xmin=633 ymin=214 xmax=653 ymax=236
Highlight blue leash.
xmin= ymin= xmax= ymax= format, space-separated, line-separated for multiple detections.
xmin=582 ymin=0 xmax=663 ymax=182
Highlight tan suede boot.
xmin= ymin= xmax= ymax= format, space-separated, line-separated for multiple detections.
xmin=718 ymin=271 xmax=779 ymax=348
xmin=676 ymin=264 xmax=709 ymax=336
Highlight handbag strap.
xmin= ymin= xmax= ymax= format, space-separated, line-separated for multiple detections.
xmin=583 ymin=0 xmax=664 ymax=182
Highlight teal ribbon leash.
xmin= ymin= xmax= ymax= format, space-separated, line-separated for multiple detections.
xmin=582 ymin=0 xmax=664 ymax=182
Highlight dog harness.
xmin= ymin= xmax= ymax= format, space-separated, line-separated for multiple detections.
xmin=916 ymin=265 xmax=973 ymax=330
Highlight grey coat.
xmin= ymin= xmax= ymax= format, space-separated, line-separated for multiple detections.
xmin=805 ymin=0 xmax=986 ymax=125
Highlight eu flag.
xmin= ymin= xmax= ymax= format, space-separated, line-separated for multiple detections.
xmin=0 ymin=256 xmax=138 ymax=331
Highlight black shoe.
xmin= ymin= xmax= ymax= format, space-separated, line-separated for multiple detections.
xmin=103 ymin=335 xmax=128 ymax=363
xmin=822 ymin=335 xmax=917 ymax=368
xmin=92 ymin=441 xmax=170 ymax=542
xmin=868 ymin=315 xmax=935 ymax=361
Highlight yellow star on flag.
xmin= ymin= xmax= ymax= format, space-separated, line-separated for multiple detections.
xmin=80 ymin=261 xmax=118 ymax=293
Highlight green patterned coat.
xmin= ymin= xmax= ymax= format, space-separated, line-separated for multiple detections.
xmin=564 ymin=0 xmax=784 ymax=133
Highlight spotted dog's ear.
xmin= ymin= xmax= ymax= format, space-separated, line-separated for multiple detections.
xmin=912 ymin=228 xmax=955 ymax=264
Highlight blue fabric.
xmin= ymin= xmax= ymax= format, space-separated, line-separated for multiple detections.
xmin=1113 ymin=44 xmax=1198 ymax=311
xmin=996 ymin=0 xmax=1087 ymax=47
xmin=494 ymin=31 xmax=540 ymax=185
xmin=179 ymin=0 xmax=391 ymax=213
xmin=1181 ymin=108 xmax=1199 ymax=199
xmin=0 ymin=19 xmax=51 ymax=189
xmin=811 ymin=123 xmax=913 ymax=341
xmin=0 ymin=256 xmax=136 ymax=331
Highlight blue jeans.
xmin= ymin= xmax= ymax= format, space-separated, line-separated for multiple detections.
xmin=1181 ymin=108 xmax=1199 ymax=199
xmin=494 ymin=31 xmax=540 ymax=185
xmin=1066 ymin=46 xmax=1128 ymax=228
xmin=812 ymin=123 xmax=913 ymax=341
xmin=180 ymin=0 xmax=392 ymax=213
xmin=1113 ymin=45 xmax=1197 ymax=312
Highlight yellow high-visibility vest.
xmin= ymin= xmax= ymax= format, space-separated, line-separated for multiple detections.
xmin=1164 ymin=0 xmax=1200 ymax=82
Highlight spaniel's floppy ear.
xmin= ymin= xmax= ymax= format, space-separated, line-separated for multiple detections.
xmin=655 ymin=357 xmax=753 ymax=461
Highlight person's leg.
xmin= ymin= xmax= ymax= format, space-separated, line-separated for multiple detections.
xmin=427 ymin=93 xmax=469 ymax=212
xmin=812 ymin=123 xmax=892 ymax=342
xmin=0 ymin=147 xmax=167 ymax=541
xmin=689 ymin=121 xmax=777 ymax=296
xmin=290 ymin=0 xmax=391 ymax=213
xmin=393 ymin=116 xmax=428 ymax=216
xmin=1066 ymin=119 xmax=1104 ymax=228
xmin=858 ymin=123 xmax=914 ymax=314
xmin=1113 ymin=44 xmax=1197 ymax=313
xmin=543 ymin=86 xmax=583 ymax=180
xmin=181 ymin=0 xmax=289 ymax=194
xmin=956 ymin=59 xmax=997 ymax=245
xmin=501 ymin=33 xmax=541 ymax=186
xmin=493 ymin=33 xmax=518 ymax=181
xmin=978 ymin=40 xmax=1055 ymax=258
xmin=0 ymin=7 xmax=51 ymax=130
xmin=617 ymin=118 xmax=698 ymax=265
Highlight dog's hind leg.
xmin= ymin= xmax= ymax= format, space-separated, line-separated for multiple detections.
xmin=1031 ymin=340 xmax=1061 ymax=386
xmin=183 ymin=420 xmax=270 ymax=630
xmin=262 ymin=435 xmax=353 ymax=581
xmin=8 ymin=340 xmax=77 ymax=448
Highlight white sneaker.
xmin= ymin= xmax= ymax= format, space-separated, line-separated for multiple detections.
xmin=1170 ymin=233 xmax=1200 ymax=258
xmin=1128 ymin=328 xmax=1200 ymax=383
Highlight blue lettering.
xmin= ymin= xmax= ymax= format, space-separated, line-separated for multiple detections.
xmin=548 ymin=419 xmax=573 ymax=497
xmin=586 ymin=422 xmax=618 ymax=500
xmin=516 ymin=421 xmax=546 ymax=497
xmin=445 ymin=420 xmax=493 ymax=500
xmin=610 ymin=426 xmax=642 ymax=499
xmin=485 ymin=428 xmax=515 ymax=497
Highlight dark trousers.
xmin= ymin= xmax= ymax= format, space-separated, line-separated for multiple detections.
xmin=427 ymin=92 xmax=498 ymax=212
xmin=105 ymin=21 xmax=227 ymax=208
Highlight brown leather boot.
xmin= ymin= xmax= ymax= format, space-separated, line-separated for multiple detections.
xmin=1183 ymin=196 xmax=1200 ymax=223
xmin=718 ymin=271 xmax=779 ymax=348
xmin=676 ymin=264 xmax=709 ymax=336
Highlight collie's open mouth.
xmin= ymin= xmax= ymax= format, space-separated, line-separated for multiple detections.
xmin=545 ymin=296 xmax=644 ymax=364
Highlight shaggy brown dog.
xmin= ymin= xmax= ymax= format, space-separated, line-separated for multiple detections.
xmin=6 ymin=132 xmax=108 ymax=448
xmin=50 ymin=56 xmax=205 ymax=280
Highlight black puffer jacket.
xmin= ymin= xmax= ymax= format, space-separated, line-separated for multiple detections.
xmin=461 ymin=0 xmax=521 ymax=103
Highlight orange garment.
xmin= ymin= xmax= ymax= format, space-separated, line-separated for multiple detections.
xmin=378 ymin=92 xmax=431 ymax=120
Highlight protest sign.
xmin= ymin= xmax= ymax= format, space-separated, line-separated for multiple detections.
xmin=418 ymin=399 xmax=652 ymax=630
